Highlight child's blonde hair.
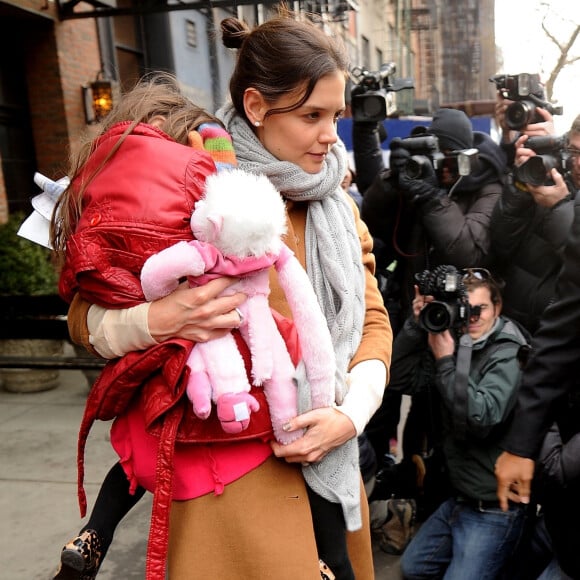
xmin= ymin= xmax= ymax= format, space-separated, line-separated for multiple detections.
xmin=51 ymin=72 xmax=220 ymax=256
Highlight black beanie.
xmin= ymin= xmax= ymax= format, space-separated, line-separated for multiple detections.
xmin=428 ymin=108 xmax=473 ymax=151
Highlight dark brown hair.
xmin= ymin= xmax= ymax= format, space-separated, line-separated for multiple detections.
xmin=220 ymin=10 xmax=349 ymax=122
xmin=51 ymin=72 xmax=219 ymax=256
xmin=463 ymin=273 xmax=503 ymax=308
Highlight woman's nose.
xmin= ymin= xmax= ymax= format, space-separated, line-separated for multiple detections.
xmin=319 ymin=120 xmax=338 ymax=144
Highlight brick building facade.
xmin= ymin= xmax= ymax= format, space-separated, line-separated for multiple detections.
xmin=0 ymin=1 xmax=102 ymax=222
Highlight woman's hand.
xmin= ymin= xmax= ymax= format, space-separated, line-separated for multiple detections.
xmin=148 ymin=277 xmax=246 ymax=343
xmin=270 ymin=407 xmax=356 ymax=465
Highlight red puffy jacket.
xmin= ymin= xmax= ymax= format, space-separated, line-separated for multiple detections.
xmin=60 ymin=121 xmax=216 ymax=307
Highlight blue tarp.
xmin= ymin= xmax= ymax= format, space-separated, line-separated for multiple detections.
xmin=337 ymin=116 xmax=492 ymax=152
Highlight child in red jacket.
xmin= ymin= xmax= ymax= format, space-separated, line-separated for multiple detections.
xmin=50 ymin=72 xmax=243 ymax=580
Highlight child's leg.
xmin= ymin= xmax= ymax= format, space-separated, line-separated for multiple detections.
xmin=306 ymin=486 xmax=355 ymax=580
xmin=82 ymin=461 xmax=146 ymax=549
xmin=54 ymin=462 xmax=145 ymax=579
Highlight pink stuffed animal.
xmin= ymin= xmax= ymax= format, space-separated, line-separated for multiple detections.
xmin=141 ymin=169 xmax=336 ymax=444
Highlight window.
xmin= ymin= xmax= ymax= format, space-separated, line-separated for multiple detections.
xmin=186 ymin=20 xmax=197 ymax=48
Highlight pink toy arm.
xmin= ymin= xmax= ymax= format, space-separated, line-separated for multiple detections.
xmin=140 ymin=240 xmax=206 ymax=301
xmin=275 ymin=245 xmax=336 ymax=409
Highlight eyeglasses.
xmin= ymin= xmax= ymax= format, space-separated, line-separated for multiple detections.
xmin=566 ymin=147 xmax=580 ymax=159
xmin=460 ymin=268 xmax=492 ymax=281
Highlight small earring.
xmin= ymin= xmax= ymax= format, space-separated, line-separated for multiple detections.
xmin=254 ymin=120 xmax=261 ymax=127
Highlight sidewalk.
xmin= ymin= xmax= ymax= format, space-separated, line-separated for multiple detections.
xmin=0 ymin=365 xmax=401 ymax=579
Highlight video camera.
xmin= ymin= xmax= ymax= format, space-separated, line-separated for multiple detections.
xmin=515 ymin=135 xmax=571 ymax=186
xmin=350 ymin=62 xmax=414 ymax=123
xmin=415 ymin=265 xmax=471 ymax=333
xmin=394 ymin=134 xmax=479 ymax=180
xmin=490 ymin=73 xmax=563 ymax=130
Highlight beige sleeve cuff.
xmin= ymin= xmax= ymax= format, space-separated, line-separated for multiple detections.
xmin=87 ymin=302 xmax=158 ymax=359
xmin=337 ymin=359 xmax=387 ymax=435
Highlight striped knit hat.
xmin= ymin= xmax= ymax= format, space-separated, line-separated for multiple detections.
xmin=188 ymin=122 xmax=237 ymax=171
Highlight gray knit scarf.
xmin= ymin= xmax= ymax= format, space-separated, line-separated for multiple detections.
xmin=218 ymin=103 xmax=366 ymax=530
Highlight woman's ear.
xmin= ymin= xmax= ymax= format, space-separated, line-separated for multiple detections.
xmin=243 ymin=88 xmax=267 ymax=127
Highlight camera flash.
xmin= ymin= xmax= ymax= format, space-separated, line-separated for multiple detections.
xmin=457 ymin=148 xmax=478 ymax=176
xmin=517 ymin=73 xmax=531 ymax=96
xmin=444 ymin=273 xmax=457 ymax=292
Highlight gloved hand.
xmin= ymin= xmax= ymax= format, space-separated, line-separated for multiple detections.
xmin=388 ymin=138 xmax=411 ymax=175
xmin=398 ymin=161 xmax=443 ymax=204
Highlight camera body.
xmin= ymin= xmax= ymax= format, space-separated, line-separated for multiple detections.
xmin=396 ymin=134 xmax=478 ymax=180
xmin=350 ymin=62 xmax=414 ymax=123
xmin=490 ymin=73 xmax=563 ymax=130
xmin=515 ymin=135 xmax=571 ymax=186
xmin=398 ymin=134 xmax=445 ymax=179
xmin=415 ymin=265 xmax=470 ymax=333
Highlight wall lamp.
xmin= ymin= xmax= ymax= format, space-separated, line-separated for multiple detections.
xmin=82 ymin=74 xmax=117 ymax=124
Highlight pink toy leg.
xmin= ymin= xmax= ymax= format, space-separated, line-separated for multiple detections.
xmin=195 ymin=333 xmax=252 ymax=397
xmin=236 ymin=281 xmax=274 ymax=386
xmin=216 ymin=392 xmax=260 ymax=433
xmin=185 ymin=347 xmax=212 ymax=419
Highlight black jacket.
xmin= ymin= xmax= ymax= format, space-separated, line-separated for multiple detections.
xmin=501 ymin=193 xmax=580 ymax=459
xmin=490 ymin=174 xmax=576 ymax=334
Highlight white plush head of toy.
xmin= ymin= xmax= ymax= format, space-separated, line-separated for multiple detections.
xmin=191 ymin=169 xmax=287 ymax=258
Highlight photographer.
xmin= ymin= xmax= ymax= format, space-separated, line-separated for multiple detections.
xmin=359 ymin=109 xmax=507 ymax=481
xmin=395 ymin=268 xmax=528 ymax=579
xmin=494 ymin=116 xmax=580 ymax=580
xmin=490 ymin=114 xmax=580 ymax=336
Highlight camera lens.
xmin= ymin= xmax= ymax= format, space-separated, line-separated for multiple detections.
xmin=506 ymin=100 xmax=537 ymax=130
xmin=352 ymin=94 xmax=387 ymax=123
xmin=405 ymin=155 xmax=431 ymax=180
xmin=516 ymin=155 xmax=560 ymax=186
xmin=419 ymin=302 xmax=454 ymax=333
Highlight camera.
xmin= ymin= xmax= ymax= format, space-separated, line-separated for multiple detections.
xmin=397 ymin=134 xmax=445 ymax=179
xmin=490 ymin=73 xmax=563 ymax=130
xmin=395 ymin=134 xmax=478 ymax=180
xmin=350 ymin=62 xmax=414 ymax=123
xmin=414 ymin=265 xmax=471 ymax=333
xmin=515 ymin=135 xmax=571 ymax=186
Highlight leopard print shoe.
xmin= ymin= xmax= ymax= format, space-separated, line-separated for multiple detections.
xmin=319 ymin=559 xmax=336 ymax=580
xmin=53 ymin=529 xmax=103 ymax=580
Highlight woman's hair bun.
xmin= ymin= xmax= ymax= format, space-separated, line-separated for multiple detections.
xmin=220 ymin=17 xmax=250 ymax=49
